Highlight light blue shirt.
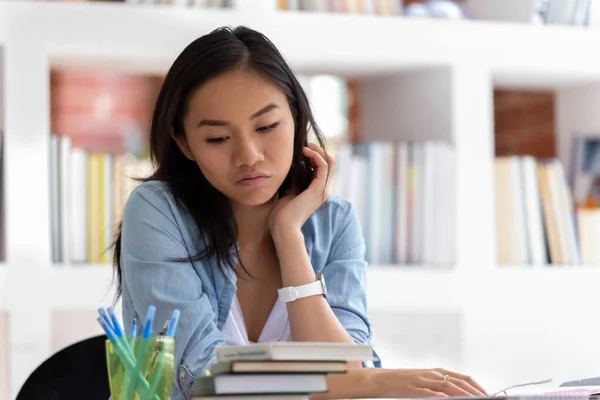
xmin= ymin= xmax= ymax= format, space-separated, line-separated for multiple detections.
xmin=120 ymin=180 xmax=377 ymax=400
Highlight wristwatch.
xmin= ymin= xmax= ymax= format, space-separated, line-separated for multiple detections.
xmin=278 ymin=272 xmax=327 ymax=303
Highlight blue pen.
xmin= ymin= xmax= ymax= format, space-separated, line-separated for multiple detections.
xmin=127 ymin=306 xmax=156 ymax=400
xmin=166 ymin=309 xmax=180 ymax=337
xmin=146 ymin=309 xmax=181 ymax=400
xmin=98 ymin=315 xmax=159 ymax=400
xmin=130 ymin=318 xmax=138 ymax=338
xmin=100 ymin=307 xmax=136 ymax=398
xmin=100 ymin=308 xmax=135 ymax=356
xmin=97 ymin=317 xmax=136 ymax=369
xmin=98 ymin=308 xmax=114 ymax=330
xmin=142 ymin=306 xmax=156 ymax=339
xmin=107 ymin=307 xmax=125 ymax=338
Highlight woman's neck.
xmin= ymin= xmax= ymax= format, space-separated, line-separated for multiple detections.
xmin=232 ymin=199 xmax=273 ymax=247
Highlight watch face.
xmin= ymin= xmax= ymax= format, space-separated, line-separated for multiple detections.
xmin=317 ymin=272 xmax=327 ymax=297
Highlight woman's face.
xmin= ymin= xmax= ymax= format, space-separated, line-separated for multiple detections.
xmin=178 ymin=68 xmax=295 ymax=207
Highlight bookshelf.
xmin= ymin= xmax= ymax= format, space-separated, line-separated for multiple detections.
xmin=3 ymin=0 xmax=600 ymax=398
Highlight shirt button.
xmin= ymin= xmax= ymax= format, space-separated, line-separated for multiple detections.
xmin=179 ymin=370 xmax=186 ymax=379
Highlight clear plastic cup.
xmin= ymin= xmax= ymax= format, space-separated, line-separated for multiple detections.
xmin=105 ymin=336 xmax=175 ymax=400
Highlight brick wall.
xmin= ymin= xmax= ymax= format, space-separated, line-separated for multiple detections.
xmin=50 ymin=70 xmax=163 ymax=153
xmin=494 ymin=90 xmax=556 ymax=158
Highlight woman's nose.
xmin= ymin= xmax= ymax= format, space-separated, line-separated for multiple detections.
xmin=233 ymin=138 xmax=264 ymax=167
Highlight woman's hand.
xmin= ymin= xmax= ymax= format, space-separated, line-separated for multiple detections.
xmin=269 ymin=143 xmax=333 ymax=241
xmin=370 ymin=368 xmax=488 ymax=398
xmin=316 ymin=367 xmax=488 ymax=400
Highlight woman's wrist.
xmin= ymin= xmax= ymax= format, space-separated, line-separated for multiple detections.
xmin=319 ymin=369 xmax=378 ymax=399
xmin=270 ymin=224 xmax=303 ymax=249
xmin=270 ymin=226 xmax=318 ymax=286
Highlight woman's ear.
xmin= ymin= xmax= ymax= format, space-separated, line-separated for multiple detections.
xmin=171 ymin=131 xmax=194 ymax=161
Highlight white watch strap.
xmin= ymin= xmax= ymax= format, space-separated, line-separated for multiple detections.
xmin=278 ymin=280 xmax=324 ymax=303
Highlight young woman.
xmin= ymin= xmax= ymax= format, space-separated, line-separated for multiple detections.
xmin=112 ymin=26 xmax=487 ymax=400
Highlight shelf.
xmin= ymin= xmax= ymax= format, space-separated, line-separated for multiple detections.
xmin=46 ymin=265 xmax=116 ymax=308
xmin=365 ymin=264 xmax=600 ymax=310
xmin=16 ymin=263 xmax=600 ymax=311
xmin=2 ymin=2 xmax=600 ymax=87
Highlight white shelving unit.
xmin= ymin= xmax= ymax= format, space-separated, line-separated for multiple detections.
xmin=3 ymin=1 xmax=600 ymax=398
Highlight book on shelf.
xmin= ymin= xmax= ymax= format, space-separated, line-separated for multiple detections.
xmin=494 ymin=155 xmax=581 ymax=266
xmin=332 ymin=139 xmax=456 ymax=267
xmin=124 ymin=0 xmax=234 ymax=8
xmin=192 ymin=342 xmax=374 ymax=398
xmin=49 ymin=133 xmax=154 ymax=265
xmin=277 ymin=0 xmax=401 ymax=15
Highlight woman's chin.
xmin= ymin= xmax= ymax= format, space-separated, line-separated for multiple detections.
xmin=230 ymin=190 xmax=278 ymax=207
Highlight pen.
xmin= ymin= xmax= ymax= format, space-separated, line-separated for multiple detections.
xmin=146 ymin=309 xmax=181 ymax=400
xmin=127 ymin=306 xmax=156 ymax=400
xmin=129 ymin=318 xmax=138 ymax=348
xmin=97 ymin=308 xmax=134 ymax=359
xmin=158 ymin=320 xmax=169 ymax=337
xmin=142 ymin=306 xmax=156 ymax=339
xmin=98 ymin=308 xmax=114 ymax=330
xmin=98 ymin=316 xmax=161 ymax=400
xmin=107 ymin=307 xmax=125 ymax=338
xmin=97 ymin=308 xmax=160 ymax=400
xmin=97 ymin=317 xmax=136 ymax=368
xmin=166 ymin=309 xmax=180 ymax=337
xmin=102 ymin=308 xmax=137 ymax=400
xmin=130 ymin=318 xmax=137 ymax=337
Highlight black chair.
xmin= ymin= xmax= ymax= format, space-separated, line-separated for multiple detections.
xmin=16 ymin=334 xmax=111 ymax=400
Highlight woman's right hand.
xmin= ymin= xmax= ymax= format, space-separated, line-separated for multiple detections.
xmin=369 ymin=367 xmax=488 ymax=398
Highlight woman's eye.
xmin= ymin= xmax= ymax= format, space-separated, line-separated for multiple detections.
xmin=256 ymin=121 xmax=280 ymax=133
xmin=206 ymin=136 xmax=229 ymax=144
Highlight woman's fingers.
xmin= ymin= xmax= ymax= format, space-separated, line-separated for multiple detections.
xmin=306 ymin=143 xmax=334 ymax=196
xmin=436 ymin=368 xmax=488 ymax=396
xmin=422 ymin=377 xmax=475 ymax=397
xmin=447 ymin=376 xmax=486 ymax=397
xmin=302 ymin=145 xmax=331 ymax=200
xmin=412 ymin=388 xmax=447 ymax=398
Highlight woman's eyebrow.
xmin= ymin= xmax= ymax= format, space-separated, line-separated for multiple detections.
xmin=197 ymin=103 xmax=280 ymax=128
xmin=249 ymin=103 xmax=279 ymax=120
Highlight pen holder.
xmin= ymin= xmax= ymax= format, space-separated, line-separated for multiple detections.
xmin=105 ymin=336 xmax=175 ymax=400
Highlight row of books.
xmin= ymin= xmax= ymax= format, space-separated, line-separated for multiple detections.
xmin=278 ymin=0 xmax=401 ymax=14
xmin=53 ymin=132 xmax=593 ymax=267
xmin=332 ymin=140 xmax=456 ymax=266
xmin=124 ymin=0 xmax=233 ymax=7
xmin=49 ymin=133 xmax=152 ymax=264
xmin=192 ymin=342 xmax=374 ymax=399
xmin=494 ymin=156 xmax=580 ymax=266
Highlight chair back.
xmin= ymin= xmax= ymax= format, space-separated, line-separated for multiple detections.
xmin=16 ymin=334 xmax=110 ymax=400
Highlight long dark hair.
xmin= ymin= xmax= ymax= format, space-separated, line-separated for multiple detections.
xmin=112 ymin=26 xmax=328 ymax=299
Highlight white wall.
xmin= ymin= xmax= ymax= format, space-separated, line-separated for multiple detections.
xmin=0 ymin=311 xmax=9 ymax=400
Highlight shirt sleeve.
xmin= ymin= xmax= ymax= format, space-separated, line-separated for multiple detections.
xmin=120 ymin=184 xmax=224 ymax=399
xmin=321 ymin=201 xmax=377 ymax=366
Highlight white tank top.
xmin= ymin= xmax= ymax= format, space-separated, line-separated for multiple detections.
xmin=221 ymin=294 xmax=292 ymax=345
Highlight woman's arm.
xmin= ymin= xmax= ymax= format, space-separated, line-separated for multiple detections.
xmin=269 ymin=144 xmax=372 ymax=365
xmin=272 ymin=199 xmax=371 ymax=369
xmin=273 ymin=228 xmax=356 ymax=344
xmin=120 ymin=183 xmax=226 ymax=399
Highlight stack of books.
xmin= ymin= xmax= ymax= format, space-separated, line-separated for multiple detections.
xmin=191 ymin=342 xmax=376 ymax=399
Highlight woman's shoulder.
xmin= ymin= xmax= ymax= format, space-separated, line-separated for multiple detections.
xmin=304 ymin=195 xmax=363 ymax=241
xmin=121 ymin=180 xmax=210 ymax=259
xmin=319 ymin=194 xmax=355 ymax=217
xmin=122 ymin=180 xmax=194 ymax=233
xmin=124 ymin=180 xmax=178 ymax=215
